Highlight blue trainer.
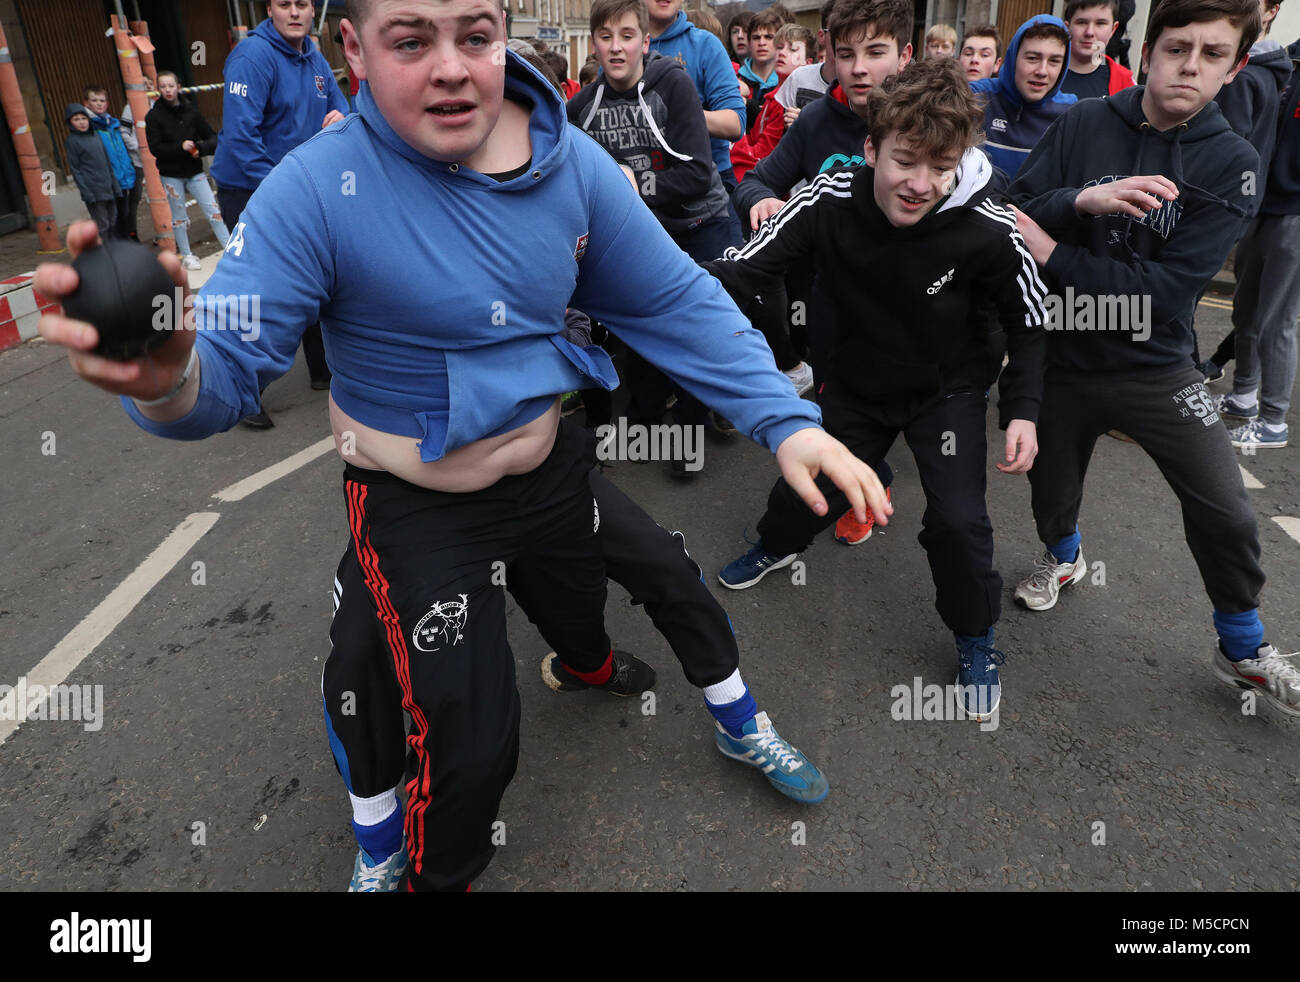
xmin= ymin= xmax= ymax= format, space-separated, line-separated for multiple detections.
xmin=717 ymin=539 xmax=796 ymax=590
xmin=714 ymin=711 xmax=829 ymax=803
xmin=955 ymin=633 xmax=1006 ymax=722
xmin=348 ymin=845 xmax=408 ymax=892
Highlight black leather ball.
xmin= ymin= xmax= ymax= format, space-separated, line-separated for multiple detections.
xmin=62 ymin=239 xmax=178 ymax=361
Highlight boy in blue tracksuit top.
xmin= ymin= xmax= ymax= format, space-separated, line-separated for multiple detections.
xmin=210 ymin=15 xmax=349 ymax=214
xmin=211 ymin=4 xmax=349 ymax=427
xmin=36 ymin=0 xmax=889 ymax=892
xmin=82 ymin=87 xmax=136 ymax=241
xmin=971 ymin=14 xmax=1077 ymax=179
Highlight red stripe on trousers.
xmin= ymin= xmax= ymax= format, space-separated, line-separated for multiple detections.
xmin=346 ymin=480 xmax=435 ymax=880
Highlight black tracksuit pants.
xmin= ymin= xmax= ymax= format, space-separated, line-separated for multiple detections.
xmin=1028 ymin=364 xmax=1264 ymax=613
xmin=324 ymin=424 xmax=741 ymax=889
xmin=755 ymin=378 xmax=1000 ymax=637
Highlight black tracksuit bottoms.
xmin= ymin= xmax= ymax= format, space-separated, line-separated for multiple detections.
xmin=1028 ymin=364 xmax=1264 ymax=613
xmin=755 ymin=379 xmax=1001 ymax=637
xmin=324 ymin=422 xmax=741 ymax=889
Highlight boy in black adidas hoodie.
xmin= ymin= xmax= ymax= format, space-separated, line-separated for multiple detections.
xmin=569 ymin=0 xmax=734 ymax=471
xmin=712 ymin=58 xmax=1049 ymax=722
xmin=1009 ymin=0 xmax=1300 ymax=717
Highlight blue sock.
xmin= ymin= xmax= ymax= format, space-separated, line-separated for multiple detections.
xmin=1048 ymin=528 xmax=1081 ymax=564
xmin=353 ymin=805 xmax=404 ymax=865
xmin=1213 ymin=609 xmax=1264 ymax=661
xmin=707 ymin=686 xmax=758 ymax=739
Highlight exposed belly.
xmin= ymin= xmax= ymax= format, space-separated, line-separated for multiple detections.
xmin=328 ymin=395 xmax=561 ymax=492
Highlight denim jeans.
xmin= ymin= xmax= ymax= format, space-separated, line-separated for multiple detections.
xmin=162 ymin=173 xmax=229 ymax=256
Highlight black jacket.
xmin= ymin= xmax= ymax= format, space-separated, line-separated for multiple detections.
xmin=144 ymin=96 xmax=219 ymax=179
xmin=1263 ymin=38 xmax=1300 ymax=215
xmin=64 ymin=103 xmax=120 ymax=203
xmin=732 ymin=82 xmax=866 ymax=221
xmin=567 ymin=52 xmax=730 ymax=235
xmin=1213 ymin=39 xmax=1293 ymax=195
xmin=1011 ymin=87 xmax=1258 ymax=375
xmin=704 ymin=151 xmax=1048 ymax=426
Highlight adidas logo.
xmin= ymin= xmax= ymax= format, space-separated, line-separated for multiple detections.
xmin=927 ymin=268 xmax=956 ymax=295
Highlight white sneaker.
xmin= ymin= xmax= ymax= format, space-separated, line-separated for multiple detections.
xmin=1213 ymin=643 xmax=1300 ymax=717
xmin=1014 ymin=547 xmax=1087 ymax=611
xmin=784 ymin=361 xmax=814 ymax=396
xmin=182 ymin=254 xmax=202 ymax=271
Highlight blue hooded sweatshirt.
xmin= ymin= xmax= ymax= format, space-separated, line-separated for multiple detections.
xmin=649 ymin=11 xmax=746 ymax=177
xmin=89 ymin=111 xmax=135 ymax=192
xmin=123 ymin=51 xmax=820 ymax=462
xmin=210 ymin=18 xmax=349 ymax=191
xmin=971 ymin=15 xmax=1077 ymax=180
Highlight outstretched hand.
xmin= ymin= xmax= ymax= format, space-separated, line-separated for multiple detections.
xmin=35 ymin=221 xmax=196 ymax=402
xmin=775 ymin=427 xmax=893 ymax=526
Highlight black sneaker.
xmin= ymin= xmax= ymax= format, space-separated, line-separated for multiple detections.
xmin=541 ymin=650 xmax=655 ymax=696
xmin=670 ymin=457 xmax=698 ymax=480
xmin=241 ymin=410 xmax=274 ymax=429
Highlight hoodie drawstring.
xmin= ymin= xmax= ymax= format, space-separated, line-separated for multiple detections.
xmin=636 ymin=81 xmax=692 ymax=161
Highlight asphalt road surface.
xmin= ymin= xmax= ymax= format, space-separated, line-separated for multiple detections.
xmin=1 ymin=299 xmax=1297 ymax=892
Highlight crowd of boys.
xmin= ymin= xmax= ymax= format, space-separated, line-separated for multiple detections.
xmin=35 ymin=0 xmax=1300 ymax=893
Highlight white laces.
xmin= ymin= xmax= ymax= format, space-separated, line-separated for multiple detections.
xmin=1027 ymin=551 xmax=1062 ymax=591
xmin=752 ymin=727 xmax=802 ymax=771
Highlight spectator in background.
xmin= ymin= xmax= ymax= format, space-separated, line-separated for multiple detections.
xmin=211 ymin=0 xmax=348 ymax=428
xmin=81 ymin=87 xmax=135 ymax=243
xmin=925 ymin=23 xmax=957 ymax=58
xmin=739 ymin=7 xmax=786 ymax=130
xmin=146 ymin=70 xmax=229 ymax=271
xmin=1105 ymin=0 xmax=1137 ymax=67
xmin=687 ymin=5 xmax=727 ymax=48
xmin=579 ymin=54 xmax=600 ymax=87
xmin=728 ymin=10 xmax=754 ymax=62
xmin=119 ymin=77 xmax=155 ymax=242
xmin=959 ymin=24 xmax=1003 ymax=80
xmin=541 ymin=50 xmax=580 ymax=98
xmin=1059 ymin=0 xmax=1136 ymax=100
xmin=64 ymin=104 xmax=120 ymax=240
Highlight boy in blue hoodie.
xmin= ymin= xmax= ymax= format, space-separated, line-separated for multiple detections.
xmin=36 ymin=0 xmax=890 ymax=893
xmin=971 ymin=15 xmax=1077 ymax=179
xmin=81 ymin=87 xmax=135 ymax=241
xmin=646 ymin=0 xmax=746 ymax=238
xmin=1009 ymin=0 xmax=1299 ymax=718
xmin=211 ymin=0 xmax=350 ymax=428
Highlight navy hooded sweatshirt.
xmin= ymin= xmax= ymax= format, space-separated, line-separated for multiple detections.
xmin=1010 ymin=86 xmax=1258 ymax=375
xmin=1213 ymin=38 xmax=1293 ymax=195
xmin=971 ymin=15 xmax=1077 ymax=180
xmin=732 ymin=82 xmax=866 ymax=219
xmin=1261 ymin=37 xmax=1300 ymax=216
xmin=210 ymin=18 xmax=348 ymax=191
xmin=568 ymin=51 xmax=731 ymax=235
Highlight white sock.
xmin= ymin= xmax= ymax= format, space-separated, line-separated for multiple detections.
xmin=1234 ymin=388 xmax=1259 ymax=406
xmin=1262 ymin=420 xmax=1287 ymax=434
xmin=703 ymin=668 xmax=747 ymax=706
xmin=349 ymin=787 xmax=399 ymax=826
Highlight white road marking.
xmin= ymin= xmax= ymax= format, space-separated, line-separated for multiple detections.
xmin=212 ymin=436 xmax=335 ymax=502
xmin=1239 ymin=464 xmax=1264 ymax=489
xmin=0 ymin=511 xmax=220 ymax=745
xmin=1273 ymin=516 xmax=1300 ymax=545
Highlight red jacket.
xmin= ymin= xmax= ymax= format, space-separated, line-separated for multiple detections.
xmin=1106 ymin=55 xmax=1135 ymax=94
xmin=730 ymin=73 xmax=791 ymax=181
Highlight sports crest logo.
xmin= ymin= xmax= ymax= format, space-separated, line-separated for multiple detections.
xmin=412 ymin=594 xmax=469 ymax=652
xmin=574 ymin=233 xmax=590 ymax=261
xmin=315 ymin=75 xmax=326 ymax=97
